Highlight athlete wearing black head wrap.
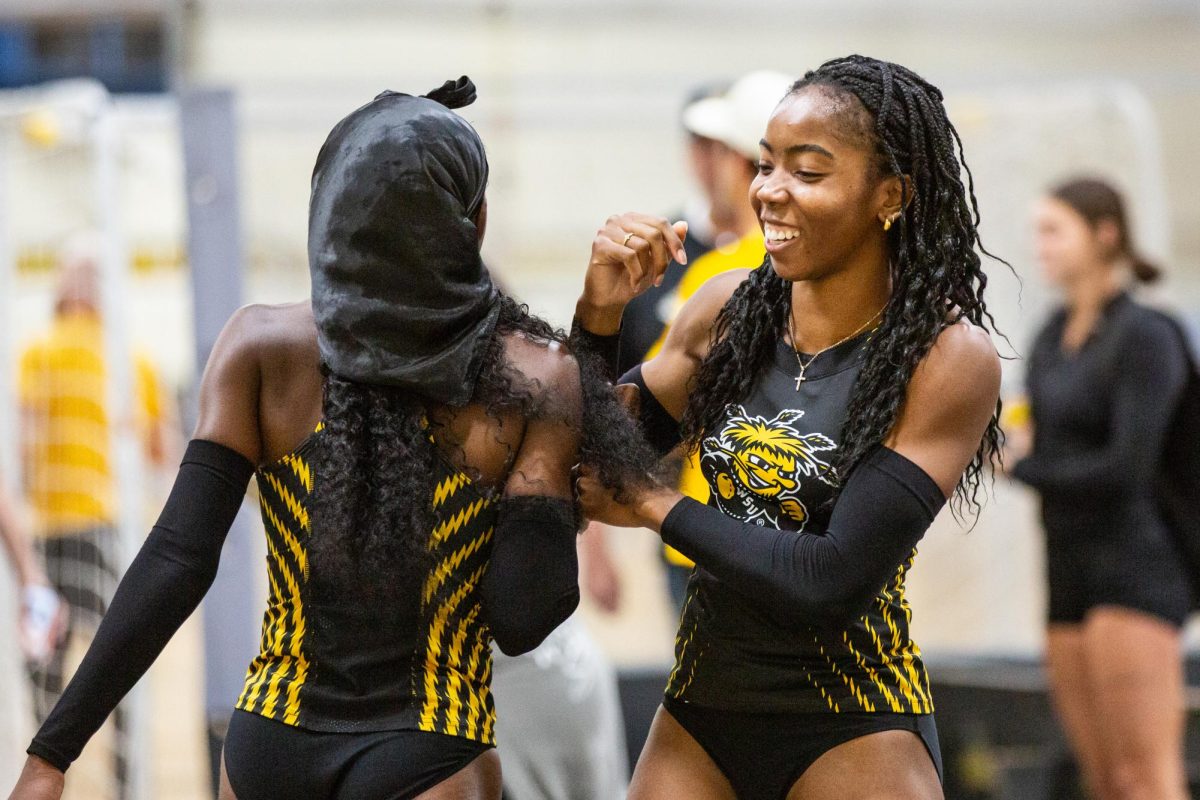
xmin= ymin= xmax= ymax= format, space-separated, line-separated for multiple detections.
xmin=9 ymin=77 xmax=666 ymax=800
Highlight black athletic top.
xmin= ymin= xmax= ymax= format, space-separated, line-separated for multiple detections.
xmin=236 ymin=424 xmax=501 ymax=742
xmin=26 ymin=427 xmax=578 ymax=772
xmin=1013 ymin=293 xmax=1187 ymax=542
xmin=666 ymin=331 xmax=935 ymax=715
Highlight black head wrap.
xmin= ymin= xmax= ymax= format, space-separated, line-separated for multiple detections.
xmin=308 ymin=76 xmax=498 ymax=405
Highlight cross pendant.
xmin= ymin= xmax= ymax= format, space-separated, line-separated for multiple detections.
xmin=794 ymin=371 xmax=805 ymax=391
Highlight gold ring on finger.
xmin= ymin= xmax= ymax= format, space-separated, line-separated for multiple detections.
xmin=622 ymin=231 xmax=634 ymax=247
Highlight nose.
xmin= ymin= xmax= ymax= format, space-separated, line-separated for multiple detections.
xmin=754 ymin=170 xmax=788 ymax=207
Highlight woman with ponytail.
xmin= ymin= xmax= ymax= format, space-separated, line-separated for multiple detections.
xmin=573 ymin=55 xmax=1003 ymax=799
xmin=1007 ymin=177 xmax=1190 ymax=800
xmin=8 ymin=78 xmax=669 ymax=800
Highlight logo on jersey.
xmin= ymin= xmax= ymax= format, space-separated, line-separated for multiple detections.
xmin=700 ymin=405 xmax=837 ymax=529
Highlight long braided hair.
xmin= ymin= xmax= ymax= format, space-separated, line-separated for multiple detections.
xmin=311 ymin=296 xmax=658 ymax=599
xmin=679 ymin=55 xmax=1005 ymax=514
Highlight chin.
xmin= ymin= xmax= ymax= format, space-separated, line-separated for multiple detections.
xmin=770 ymin=254 xmax=825 ymax=283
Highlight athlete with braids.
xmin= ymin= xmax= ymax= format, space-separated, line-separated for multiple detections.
xmin=575 ymin=55 xmax=1003 ymax=799
xmin=9 ymin=77 xmax=666 ymax=800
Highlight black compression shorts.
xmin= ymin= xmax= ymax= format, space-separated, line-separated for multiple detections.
xmin=1045 ymin=522 xmax=1191 ymax=628
xmin=662 ymin=696 xmax=942 ymax=799
xmin=223 ymin=710 xmax=490 ymax=800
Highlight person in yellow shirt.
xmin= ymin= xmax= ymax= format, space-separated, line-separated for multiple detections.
xmin=645 ymin=71 xmax=792 ymax=611
xmin=18 ymin=248 xmax=172 ymax=796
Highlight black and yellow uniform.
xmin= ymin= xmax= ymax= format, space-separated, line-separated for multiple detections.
xmin=615 ymin=328 xmax=945 ymax=799
xmin=27 ymin=81 xmax=582 ymax=799
xmin=667 ymin=335 xmax=933 ymax=715
xmin=235 ymin=425 xmax=499 ymax=741
xmin=27 ymin=429 xmax=578 ymax=798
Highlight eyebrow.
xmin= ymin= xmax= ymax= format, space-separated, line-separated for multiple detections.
xmin=759 ymin=140 xmax=835 ymax=159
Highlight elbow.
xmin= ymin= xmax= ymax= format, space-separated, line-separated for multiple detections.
xmin=489 ymin=588 xmax=581 ymax=657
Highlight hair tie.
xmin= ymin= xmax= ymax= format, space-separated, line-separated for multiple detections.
xmin=423 ymin=76 xmax=478 ymax=110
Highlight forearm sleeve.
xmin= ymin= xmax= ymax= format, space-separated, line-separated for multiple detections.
xmin=660 ymin=446 xmax=945 ymax=628
xmin=479 ymin=495 xmax=580 ymax=656
xmin=569 ymin=319 xmax=621 ymax=383
xmin=28 ymin=440 xmax=253 ymax=771
xmin=618 ymin=364 xmax=682 ymax=458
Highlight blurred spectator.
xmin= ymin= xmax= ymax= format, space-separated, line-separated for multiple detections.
xmin=644 ymin=70 xmax=794 ymax=612
xmin=1008 ymin=177 xmax=1190 ymax=800
xmin=17 ymin=237 xmax=175 ymax=796
xmin=0 ymin=480 xmax=65 ymax=666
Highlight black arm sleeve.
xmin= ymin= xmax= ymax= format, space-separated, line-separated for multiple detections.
xmin=659 ymin=446 xmax=945 ymax=629
xmin=479 ymin=495 xmax=580 ymax=656
xmin=569 ymin=318 xmax=621 ymax=383
xmin=1011 ymin=315 xmax=1187 ymax=496
xmin=618 ymin=364 xmax=682 ymax=458
xmin=27 ymin=440 xmax=253 ymax=772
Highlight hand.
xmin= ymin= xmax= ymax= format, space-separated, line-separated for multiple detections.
xmin=575 ymin=466 xmax=680 ymax=531
xmin=577 ymin=213 xmax=688 ymax=335
xmin=997 ymin=395 xmax=1032 ymax=475
xmin=999 ymin=424 xmax=1032 ymax=476
xmin=8 ymin=755 xmax=64 ymax=800
xmin=19 ymin=585 xmax=67 ymax=665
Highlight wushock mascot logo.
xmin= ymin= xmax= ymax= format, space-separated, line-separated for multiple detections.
xmin=700 ymin=405 xmax=837 ymax=529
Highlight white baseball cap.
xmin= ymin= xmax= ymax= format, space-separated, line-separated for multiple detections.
xmin=682 ymin=70 xmax=796 ymax=161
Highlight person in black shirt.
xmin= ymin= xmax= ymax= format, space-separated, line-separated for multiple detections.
xmin=1008 ymin=177 xmax=1190 ymax=800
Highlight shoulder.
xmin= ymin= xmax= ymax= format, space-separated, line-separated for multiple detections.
xmin=502 ymin=332 xmax=582 ymax=414
xmin=211 ymin=301 xmax=316 ymax=370
xmin=1122 ymin=300 xmax=1183 ymax=345
xmin=18 ymin=337 xmax=46 ymax=366
xmin=909 ymin=321 xmax=1002 ymax=415
xmin=884 ymin=320 xmax=1001 ymax=492
xmin=1118 ymin=302 xmax=1191 ymax=377
xmin=201 ymin=301 xmax=318 ymax=405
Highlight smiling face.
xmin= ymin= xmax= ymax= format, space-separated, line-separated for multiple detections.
xmin=750 ymin=87 xmax=903 ymax=282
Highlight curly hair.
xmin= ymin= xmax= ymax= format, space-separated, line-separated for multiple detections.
xmin=679 ymin=55 xmax=1006 ymax=515
xmin=309 ymin=295 xmax=657 ymax=598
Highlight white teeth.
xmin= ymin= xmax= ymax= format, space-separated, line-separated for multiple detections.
xmin=764 ymin=225 xmax=798 ymax=242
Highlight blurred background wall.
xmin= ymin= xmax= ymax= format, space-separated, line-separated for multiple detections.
xmin=0 ymin=1 xmax=1198 ymax=796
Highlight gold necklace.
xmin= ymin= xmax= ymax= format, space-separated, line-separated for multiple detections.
xmin=788 ymin=305 xmax=885 ymax=391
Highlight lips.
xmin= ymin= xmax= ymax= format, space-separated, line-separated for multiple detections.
xmin=763 ymin=222 xmax=800 ymax=253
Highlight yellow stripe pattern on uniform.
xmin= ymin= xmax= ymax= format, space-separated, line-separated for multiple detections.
xmin=236 ymin=427 xmax=499 ymax=743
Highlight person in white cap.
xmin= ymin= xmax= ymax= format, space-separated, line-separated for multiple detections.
xmin=680 ymin=70 xmax=795 ymax=256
